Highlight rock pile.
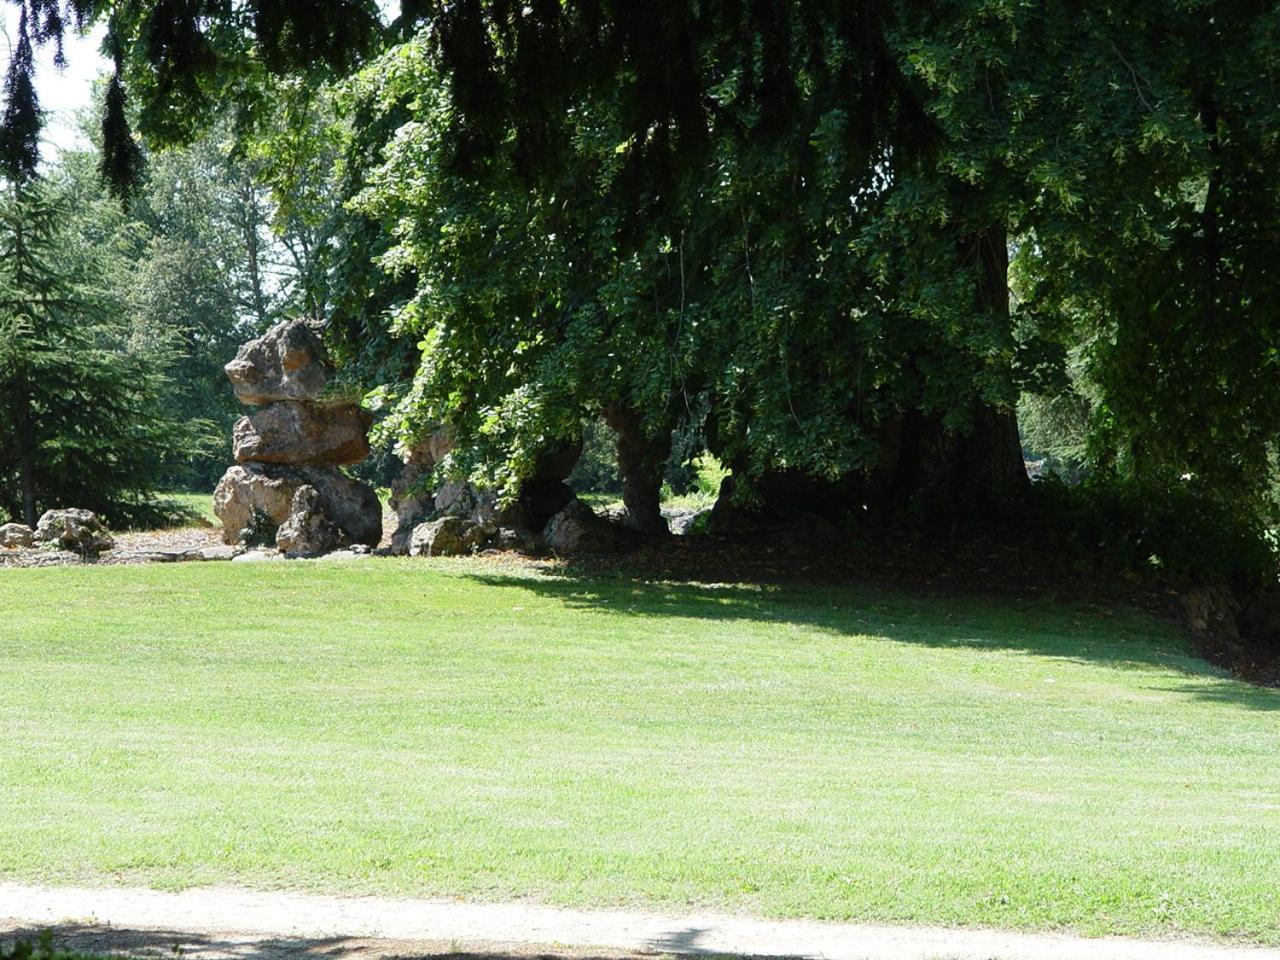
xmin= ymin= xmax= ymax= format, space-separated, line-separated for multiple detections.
xmin=385 ymin=431 xmax=618 ymax=557
xmin=2 ymin=509 xmax=115 ymax=554
xmin=213 ymin=320 xmax=381 ymax=557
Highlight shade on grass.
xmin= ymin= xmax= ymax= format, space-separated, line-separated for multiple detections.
xmin=1 ymin=561 xmax=1277 ymax=942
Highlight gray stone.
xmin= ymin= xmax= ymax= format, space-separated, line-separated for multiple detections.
xmin=34 ymin=509 xmax=115 ymax=554
xmin=543 ymin=500 xmax=617 ymax=555
xmin=666 ymin=510 xmax=709 ymax=536
xmin=0 ymin=522 xmax=35 ymax=549
xmin=275 ymin=485 xmax=351 ymax=559
xmin=400 ymin=426 xmax=455 ymax=468
xmin=493 ymin=526 xmax=546 ymax=555
xmin=388 ymin=462 xmax=435 ymax=556
xmin=231 ymin=548 xmax=282 ymax=563
xmin=233 ymin=401 xmax=372 ymax=466
xmin=197 ymin=545 xmax=244 ymax=561
xmin=224 ymin=319 xmax=329 ymax=406
xmin=314 ymin=549 xmax=365 ymax=562
xmin=408 ymin=516 xmax=490 ymax=557
xmin=213 ymin=463 xmax=381 ymax=547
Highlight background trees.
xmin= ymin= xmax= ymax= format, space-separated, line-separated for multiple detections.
xmin=0 ymin=0 xmax=1276 ymax=576
xmin=0 ymin=180 xmax=188 ymax=526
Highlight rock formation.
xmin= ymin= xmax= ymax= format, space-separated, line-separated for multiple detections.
xmin=387 ymin=431 xmax=582 ymax=557
xmin=0 ymin=522 xmax=34 ymax=549
xmin=213 ymin=320 xmax=381 ymax=556
xmin=34 ymin=509 xmax=115 ymax=553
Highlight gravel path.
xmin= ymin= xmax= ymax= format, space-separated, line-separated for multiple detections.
xmin=3 ymin=883 xmax=1278 ymax=960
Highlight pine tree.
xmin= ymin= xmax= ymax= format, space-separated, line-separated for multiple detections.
xmin=0 ymin=180 xmax=192 ymax=527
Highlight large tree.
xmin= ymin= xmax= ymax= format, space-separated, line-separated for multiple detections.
xmin=0 ymin=179 xmax=190 ymax=526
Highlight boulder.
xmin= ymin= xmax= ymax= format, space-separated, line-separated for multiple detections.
xmin=34 ymin=509 xmax=115 ymax=554
xmin=197 ymin=545 xmax=243 ymax=561
xmin=213 ymin=463 xmax=381 ymax=547
xmin=233 ymin=401 xmax=372 ymax=466
xmin=400 ymin=426 xmax=455 ymax=468
xmin=224 ymin=319 xmax=328 ymax=406
xmin=275 ymin=485 xmax=351 ymax=558
xmin=387 ymin=462 xmax=435 ymax=555
xmin=0 ymin=522 xmax=34 ymax=549
xmin=232 ymin=549 xmax=283 ymax=563
xmin=408 ymin=516 xmax=490 ymax=557
xmin=543 ymin=499 xmax=617 ymax=555
xmin=1183 ymin=585 xmax=1242 ymax=647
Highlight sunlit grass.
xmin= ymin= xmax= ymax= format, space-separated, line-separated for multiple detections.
xmin=1 ymin=560 xmax=1277 ymax=943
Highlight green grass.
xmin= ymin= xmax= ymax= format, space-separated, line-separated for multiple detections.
xmin=2 ymin=561 xmax=1278 ymax=943
xmin=152 ymin=491 xmax=218 ymax=528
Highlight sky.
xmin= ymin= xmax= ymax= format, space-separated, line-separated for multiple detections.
xmin=1 ymin=10 xmax=109 ymax=154
xmin=3 ymin=2 xmax=401 ymax=157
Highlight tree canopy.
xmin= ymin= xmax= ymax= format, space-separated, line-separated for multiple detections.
xmin=1 ymin=0 xmax=1277 ymax=571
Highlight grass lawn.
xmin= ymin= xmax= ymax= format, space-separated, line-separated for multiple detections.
xmin=2 ymin=561 xmax=1278 ymax=943
xmin=152 ymin=492 xmax=218 ymax=528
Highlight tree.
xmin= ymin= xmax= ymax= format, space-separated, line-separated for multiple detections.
xmin=0 ymin=179 xmax=191 ymax=526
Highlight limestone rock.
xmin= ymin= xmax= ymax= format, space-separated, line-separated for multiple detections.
xmin=224 ymin=319 xmax=328 ymax=406
xmin=543 ymin=499 xmax=617 ymax=555
xmin=401 ymin=426 xmax=455 ymax=468
xmin=0 ymin=522 xmax=34 ymax=548
xmin=275 ymin=485 xmax=350 ymax=558
xmin=388 ymin=463 xmax=435 ymax=555
xmin=408 ymin=516 xmax=490 ymax=557
xmin=213 ymin=463 xmax=381 ymax=547
xmin=232 ymin=401 xmax=372 ymax=466
xmin=197 ymin=545 xmax=243 ymax=561
xmin=34 ymin=509 xmax=115 ymax=553
xmin=231 ymin=548 xmax=283 ymax=563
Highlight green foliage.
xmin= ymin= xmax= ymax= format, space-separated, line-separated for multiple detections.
xmin=568 ymin=419 xmax=623 ymax=496
xmin=1030 ymin=475 xmax=1278 ymax=589
xmin=0 ymin=179 xmax=196 ymax=527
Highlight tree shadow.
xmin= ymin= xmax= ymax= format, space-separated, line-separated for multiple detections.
xmin=459 ymin=568 xmax=1280 ymax=711
xmin=0 ymin=924 xmax=796 ymax=960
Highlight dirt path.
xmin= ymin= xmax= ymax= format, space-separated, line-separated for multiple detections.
xmin=2 ymin=883 xmax=1278 ymax=960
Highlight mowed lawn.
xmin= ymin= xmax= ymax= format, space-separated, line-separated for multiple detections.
xmin=2 ymin=562 xmax=1278 ymax=943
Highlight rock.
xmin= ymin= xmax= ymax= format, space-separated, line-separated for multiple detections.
xmin=275 ymin=485 xmax=351 ymax=558
xmin=314 ymin=549 xmax=365 ymax=562
xmin=388 ymin=462 xmax=435 ymax=555
xmin=493 ymin=526 xmax=546 ymax=555
xmin=408 ymin=516 xmax=490 ymax=557
xmin=0 ymin=522 xmax=35 ymax=548
xmin=400 ymin=426 xmax=455 ymax=468
xmin=434 ymin=480 xmax=500 ymax=525
xmin=1183 ymin=585 xmax=1242 ymax=646
xmin=232 ymin=401 xmax=372 ymax=466
xmin=231 ymin=548 xmax=282 ymax=563
xmin=224 ymin=319 xmax=329 ymax=406
xmin=213 ymin=463 xmax=381 ymax=547
xmin=543 ymin=499 xmax=617 ymax=555
xmin=197 ymin=545 xmax=243 ymax=561
xmin=667 ymin=510 xmax=709 ymax=536
xmin=34 ymin=509 xmax=115 ymax=554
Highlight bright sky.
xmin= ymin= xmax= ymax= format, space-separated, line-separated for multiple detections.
xmin=3 ymin=2 xmax=402 ymax=157
xmin=1 ymin=9 xmax=109 ymax=154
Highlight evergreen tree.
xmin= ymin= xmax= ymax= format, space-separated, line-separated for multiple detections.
xmin=0 ymin=180 xmax=191 ymax=526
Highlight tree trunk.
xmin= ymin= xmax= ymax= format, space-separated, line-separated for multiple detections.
xmin=516 ymin=440 xmax=583 ymax=530
xmin=603 ymin=406 xmax=670 ymax=535
xmin=864 ymin=223 xmax=1027 ymax=521
xmin=13 ymin=385 xmax=38 ymax=528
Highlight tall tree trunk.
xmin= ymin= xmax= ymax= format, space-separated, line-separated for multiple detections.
xmin=603 ymin=406 xmax=670 ymax=535
xmin=866 ymin=223 xmax=1027 ymax=520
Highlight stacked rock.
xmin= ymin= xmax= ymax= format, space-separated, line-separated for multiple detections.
xmin=213 ymin=320 xmax=382 ymax=557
